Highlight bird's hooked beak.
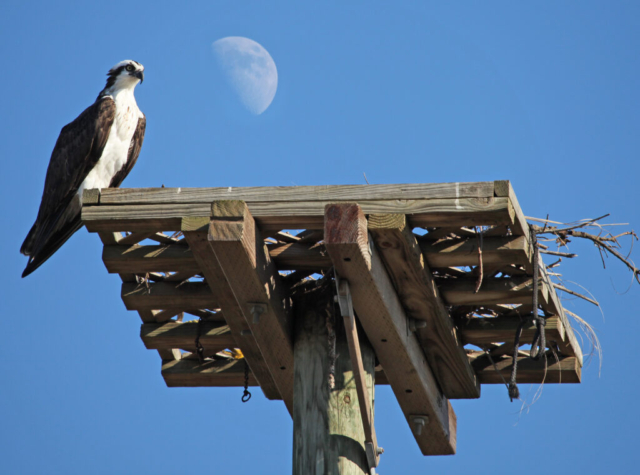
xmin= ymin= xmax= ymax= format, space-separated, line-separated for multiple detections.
xmin=135 ymin=70 xmax=144 ymax=83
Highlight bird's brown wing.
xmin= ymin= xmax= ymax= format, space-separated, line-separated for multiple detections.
xmin=21 ymin=96 xmax=116 ymax=277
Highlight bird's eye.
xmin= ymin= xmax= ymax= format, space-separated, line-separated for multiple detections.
xmin=125 ymin=64 xmax=134 ymax=72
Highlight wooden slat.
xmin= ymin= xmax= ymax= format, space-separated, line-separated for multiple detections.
xmin=201 ymin=201 xmax=295 ymax=414
xmin=90 ymin=182 xmax=496 ymax=205
xmin=324 ymin=203 xmax=457 ymax=456
xmin=121 ymin=282 xmax=216 ymax=311
xmin=182 ymin=228 xmax=283 ymax=402
xmin=103 ymin=243 xmax=332 ymax=274
xmin=421 ymin=235 xmax=529 ymax=268
xmin=368 ymin=213 xmax=479 ymax=400
xmin=140 ymin=321 xmax=235 ymax=352
xmin=103 ymin=244 xmax=200 ymax=274
xmin=469 ymin=351 xmax=581 ymax=384
xmin=162 ymin=357 xmax=258 ymax=387
xmin=266 ymin=242 xmax=331 ymax=270
xmin=82 ymin=197 xmax=514 ymax=233
xmin=437 ymin=276 xmax=549 ymax=306
xmin=163 ymin=359 xmax=578 ymax=388
xmin=458 ymin=316 xmax=565 ymax=346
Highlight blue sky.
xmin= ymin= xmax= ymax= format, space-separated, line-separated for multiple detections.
xmin=1 ymin=2 xmax=639 ymax=473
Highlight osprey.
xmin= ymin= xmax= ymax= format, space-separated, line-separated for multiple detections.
xmin=20 ymin=60 xmax=146 ymax=277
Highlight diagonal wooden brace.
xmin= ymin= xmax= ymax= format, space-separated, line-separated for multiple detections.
xmin=334 ymin=274 xmax=382 ymax=470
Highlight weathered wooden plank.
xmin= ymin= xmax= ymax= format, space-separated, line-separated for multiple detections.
xmin=266 ymin=242 xmax=331 ymax=270
xmin=103 ymin=244 xmax=200 ymax=274
xmin=469 ymin=351 xmax=581 ymax=384
xmin=121 ymin=282 xmax=216 ymax=311
xmin=437 ymin=276 xmax=549 ymax=306
xmin=90 ymin=182 xmax=496 ymax=205
xmin=166 ymin=359 xmax=578 ymax=388
xmin=162 ymin=357 xmax=258 ymax=387
xmin=140 ymin=321 xmax=235 ymax=352
xmin=82 ymin=197 xmax=514 ymax=233
xmin=293 ymin=282 xmax=374 ymax=475
xmin=182 ymin=228 xmax=283 ymax=402
xmin=203 ymin=201 xmax=295 ymax=414
xmin=421 ymin=235 xmax=529 ymax=268
xmin=494 ymin=180 xmax=528 ymax=237
xmin=324 ymin=203 xmax=457 ymax=456
xmin=458 ymin=316 xmax=565 ymax=346
xmin=368 ymin=213 xmax=480 ymax=400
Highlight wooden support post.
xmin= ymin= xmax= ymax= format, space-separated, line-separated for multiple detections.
xmin=292 ymin=281 xmax=375 ymax=475
xmin=182 ymin=201 xmax=295 ymax=413
xmin=368 ymin=213 xmax=479 ymax=399
xmin=182 ymin=223 xmax=283 ymax=403
xmin=324 ymin=203 xmax=456 ymax=455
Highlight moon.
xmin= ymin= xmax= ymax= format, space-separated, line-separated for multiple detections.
xmin=212 ymin=37 xmax=278 ymax=115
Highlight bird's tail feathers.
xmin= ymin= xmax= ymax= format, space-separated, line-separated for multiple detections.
xmin=21 ymin=199 xmax=83 ymax=278
xmin=20 ymin=222 xmax=39 ymax=256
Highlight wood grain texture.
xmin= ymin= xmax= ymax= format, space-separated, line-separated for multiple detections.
xmin=292 ymin=283 xmax=374 ymax=475
xmin=140 ymin=321 xmax=235 ymax=352
xmin=437 ymin=276 xmax=549 ymax=306
xmin=93 ymin=182 xmax=496 ymax=204
xmin=162 ymin=357 xmax=258 ymax=387
xmin=121 ymin=281 xmax=216 ymax=311
xmin=103 ymin=244 xmax=199 ymax=274
xmin=458 ymin=316 xmax=565 ymax=346
xmin=469 ymin=351 xmax=581 ymax=384
xmin=82 ymin=197 xmax=513 ymax=233
xmin=421 ymin=235 xmax=529 ymax=268
xmin=199 ymin=201 xmax=295 ymax=413
xmin=182 ymin=227 xmax=282 ymax=402
xmin=368 ymin=213 xmax=480 ymax=400
xmin=324 ymin=203 xmax=457 ymax=456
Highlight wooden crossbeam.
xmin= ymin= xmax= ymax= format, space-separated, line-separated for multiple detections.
xmin=91 ymin=182 xmax=496 ymax=204
xmin=162 ymin=357 xmax=259 ymax=388
xmin=468 ymin=351 xmax=581 ymax=384
xmin=421 ymin=235 xmax=529 ymax=268
xmin=163 ymin=357 xmax=580 ymax=388
xmin=183 ymin=201 xmax=295 ymax=413
xmin=103 ymin=244 xmax=199 ymax=274
xmin=140 ymin=321 xmax=235 ymax=352
xmin=458 ymin=316 xmax=565 ymax=347
xmin=324 ymin=203 xmax=457 ymax=456
xmin=437 ymin=276 xmax=549 ymax=306
xmin=102 ymin=242 xmax=331 ymax=274
xmin=83 ymin=197 xmax=514 ymax=233
xmin=368 ymin=213 xmax=479 ymax=400
xmin=182 ymin=226 xmax=283 ymax=403
xmin=266 ymin=242 xmax=331 ymax=270
xmin=121 ymin=282 xmax=216 ymax=311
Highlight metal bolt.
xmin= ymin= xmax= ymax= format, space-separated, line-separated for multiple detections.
xmin=412 ymin=416 xmax=429 ymax=436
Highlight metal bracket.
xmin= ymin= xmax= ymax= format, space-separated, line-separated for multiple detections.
xmin=247 ymin=302 xmax=267 ymax=324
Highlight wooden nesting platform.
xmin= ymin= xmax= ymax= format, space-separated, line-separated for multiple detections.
xmin=82 ymin=180 xmax=582 ymax=456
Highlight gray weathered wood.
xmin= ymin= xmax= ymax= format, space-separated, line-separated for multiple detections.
xmin=469 ymin=351 xmax=581 ymax=384
xmin=368 ymin=213 xmax=480 ymax=400
xmin=140 ymin=321 xmax=235 ymax=352
xmin=182 ymin=227 xmax=283 ymax=402
xmin=88 ymin=182 xmax=496 ymax=205
xmin=293 ymin=282 xmax=374 ymax=475
xmin=204 ymin=201 xmax=295 ymax=414
xmin=121 ymin=281 xmax=216 ymax=311
xmin=324 ymin=203 xmax=456 ymax=456
xmin=458 ymin=316 xmax=565 ymax=346
xmin=162 ymin=357 xmax=258 ymax=387
xmin=421 ymin=235 xmax=529 ymax=268
xmin=82 ymin=197 xmax=514 ymax=233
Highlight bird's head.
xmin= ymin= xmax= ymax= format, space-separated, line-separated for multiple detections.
xmin=103 ymin=60 xmax=145 ymax=92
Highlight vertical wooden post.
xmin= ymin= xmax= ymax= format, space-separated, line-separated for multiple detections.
xmin=292 ymin=282 xmax=375 ymax=475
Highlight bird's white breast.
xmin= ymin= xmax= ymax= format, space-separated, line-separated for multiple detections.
xmin=78 ymin=91 xmax=142 ymax=197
